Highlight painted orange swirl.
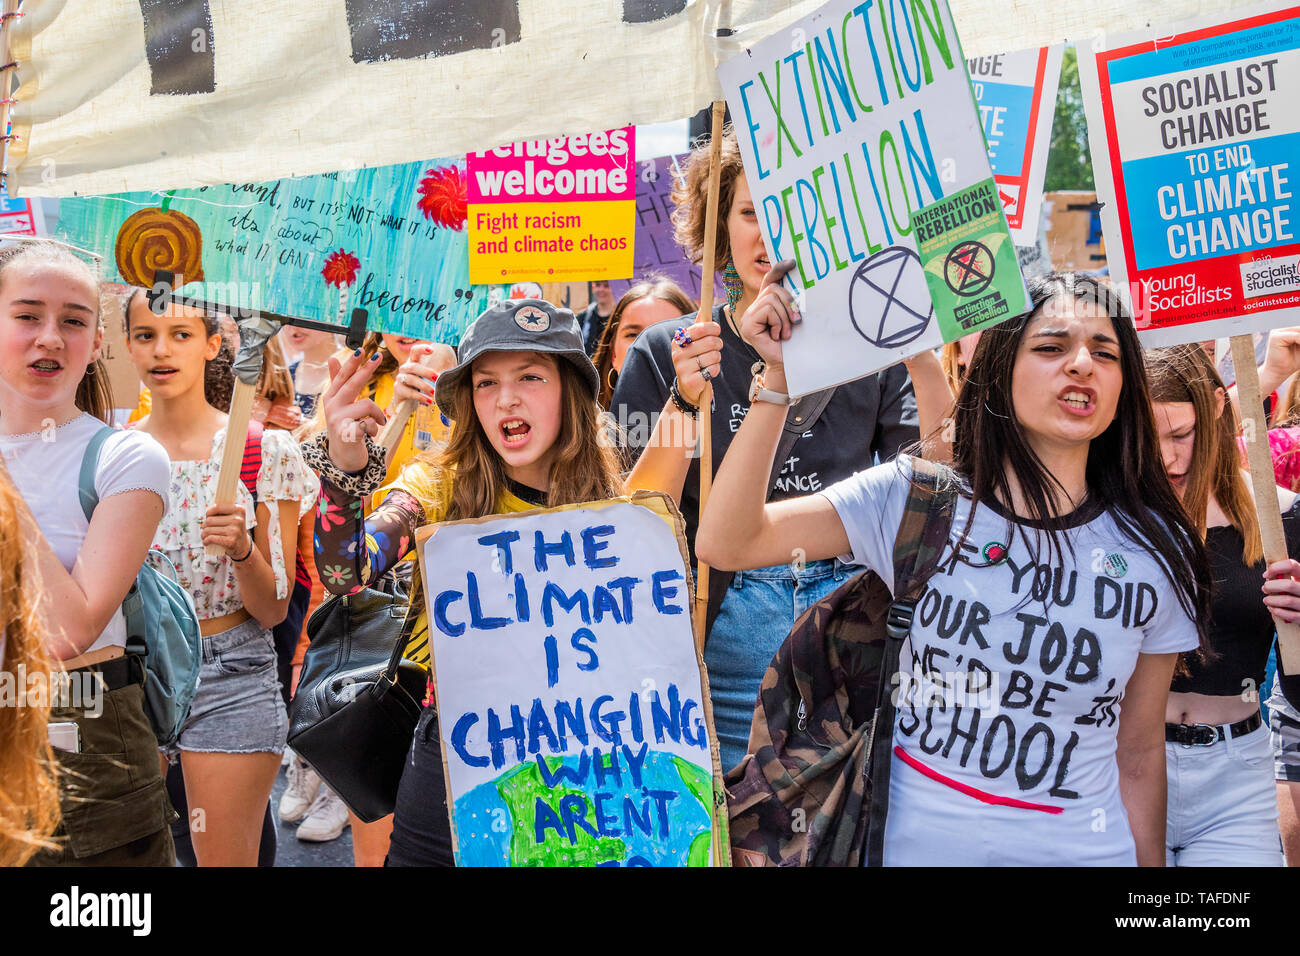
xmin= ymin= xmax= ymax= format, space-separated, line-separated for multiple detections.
xmin=115 ymin=208 xmax=205 ymax=287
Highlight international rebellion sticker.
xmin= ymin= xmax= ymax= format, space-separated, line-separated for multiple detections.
xmin=911 ymin=178 xmax=1028 ymax=340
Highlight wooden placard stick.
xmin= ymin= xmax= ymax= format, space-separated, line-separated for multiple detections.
xmin=377 ymin=347 xmax=441 ymax=460
xmin=692 ymin=100 xmax=727 ymax=656
xmin=208 ymin=311 xmax=283 ymax=556
xmin=1231 ymin=333 xmax=1300 ymax=673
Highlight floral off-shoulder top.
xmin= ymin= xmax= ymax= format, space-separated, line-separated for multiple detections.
xmin=154 ymin=427 xmax=319 ymax=621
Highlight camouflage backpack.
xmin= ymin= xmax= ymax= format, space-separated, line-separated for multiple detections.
xmin=725 ymin=458 xmax=958 ymax=867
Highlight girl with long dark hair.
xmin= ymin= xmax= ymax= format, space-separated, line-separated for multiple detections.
xmin=698 ymin=272 xmax=1211 ymax=865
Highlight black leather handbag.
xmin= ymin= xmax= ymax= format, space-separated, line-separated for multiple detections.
xmin=287 ymin=581 xmax=427 ymax=823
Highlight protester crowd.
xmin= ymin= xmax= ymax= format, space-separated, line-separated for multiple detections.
xmin=3 ymin=127 xmax=1300 ymax=868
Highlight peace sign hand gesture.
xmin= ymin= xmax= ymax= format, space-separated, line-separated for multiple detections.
xmin=322 ymin=350 xmax=388 ymax=472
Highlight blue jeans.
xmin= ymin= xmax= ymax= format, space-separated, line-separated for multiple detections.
xmin=705 ymin=558 xmax=851 ymax=773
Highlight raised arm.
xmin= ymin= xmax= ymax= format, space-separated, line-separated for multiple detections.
xmin=307 ymin=347 xmax=424 ymax=595
xmin=624 ymin=318 xmax=720 ymax=504
xmin=695 ymin=263 xmax=850 ymax=571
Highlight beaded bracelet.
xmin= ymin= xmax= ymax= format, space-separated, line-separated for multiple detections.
xmin=300 ymin=432 xmax=389 ymax=499
xmin=669 ymin=379 xmax=700 ymax=419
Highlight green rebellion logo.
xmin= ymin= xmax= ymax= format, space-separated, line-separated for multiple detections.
xmin=1103 ymin=553 xmax=1128 ymax=578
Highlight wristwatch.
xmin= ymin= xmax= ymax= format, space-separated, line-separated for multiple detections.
xmin=749 ymin=371 xmax=794 ymax=406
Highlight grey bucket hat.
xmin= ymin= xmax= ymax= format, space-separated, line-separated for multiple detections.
xmin=434 ymin=298 xmax=600 ymax=419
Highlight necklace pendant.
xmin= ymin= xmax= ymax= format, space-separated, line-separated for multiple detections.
xmin=751 ymin=360 xmax=766 ymax=377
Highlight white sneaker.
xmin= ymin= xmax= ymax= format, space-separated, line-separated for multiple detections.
xmin=278 ymin=755 xmax=322 ymax=823
xmin=296 ymin=786 xmax=350 ymax=842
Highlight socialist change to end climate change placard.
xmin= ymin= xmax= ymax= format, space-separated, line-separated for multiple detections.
xmin=717 ymin=0 xmax=1029 ymax=398
xmin=1080 ymin=2 xmax=1300 ymax=344
xmin=417 ymin=493 xmax=723 ymax=868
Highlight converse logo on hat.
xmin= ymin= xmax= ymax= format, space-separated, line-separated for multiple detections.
xmin=514 ymin=305 xmax=550 ymax=332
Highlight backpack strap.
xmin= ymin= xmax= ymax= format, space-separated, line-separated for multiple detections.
xmin=865 ymin=455 xmax=958 ymax=866
xmin=78 ymin=426 xmax=117 ymax=521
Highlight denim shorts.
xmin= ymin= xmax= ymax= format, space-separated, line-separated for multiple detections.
xmin=168 ymin=618 xmax=288 ymax=756
xmin=1165 ymin=722 xmax=1283 ymax=866
xmin=1268 ymin=677 xmax=1300 ymax=783
xmin=705 ymin=558 xmax=851 ymax=773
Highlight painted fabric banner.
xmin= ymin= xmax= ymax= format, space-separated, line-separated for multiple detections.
xmin=9 ymin=0 xmax=826 ymax=197
xmin=53 ymin=160 xmax=507 ymax=342
xmin=417 ymin=493 xmax=723 ymax=867
xmin=10 ymin=1 xmax=1259 ymax=199
xmin=467 ymin=129 xmax=636 ymax=284
xmin=717 ymin=0 xmax=1029 ymax=397
xmin=969 ymin=45 xmax=1063 ymax=244
xmin=1079 ymin=1 xmax=1300 ymax=344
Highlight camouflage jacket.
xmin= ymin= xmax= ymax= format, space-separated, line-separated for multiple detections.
xmin=725 ymin=458 xmax=957 ymax=867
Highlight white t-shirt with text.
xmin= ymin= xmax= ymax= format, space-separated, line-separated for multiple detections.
xmin=821 ymin=456 xmax=1198 ymax=866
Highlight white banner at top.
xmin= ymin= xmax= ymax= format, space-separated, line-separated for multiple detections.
xmin=9 ymin=0 xmax=1265 ymax=197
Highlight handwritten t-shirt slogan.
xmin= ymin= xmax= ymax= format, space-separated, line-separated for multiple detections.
xmin=824 ymin=459 xmax=1198 ymax=865
xmin=417 ymin=495 xmax=719 ymax=867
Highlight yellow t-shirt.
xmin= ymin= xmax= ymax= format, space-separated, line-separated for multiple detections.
xmin=389 ymin=459 xmax=537 ymax=667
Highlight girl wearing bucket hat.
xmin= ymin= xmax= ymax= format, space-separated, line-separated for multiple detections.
xmin=308 ymin=297 xmax=689 ymax=866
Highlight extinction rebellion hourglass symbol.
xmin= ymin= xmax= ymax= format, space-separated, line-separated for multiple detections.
xmin=847 ymin=247 xmax=934 ymax=349
xmin=944 ymin=241 xmax=996 ymax=297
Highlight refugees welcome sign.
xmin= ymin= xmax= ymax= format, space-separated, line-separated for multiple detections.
xmin=417 ymin=493 xmax=723 ymax=867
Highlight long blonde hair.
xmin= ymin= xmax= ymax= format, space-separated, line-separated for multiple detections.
xmin=0 ymin=471 xmax=60 ymax=866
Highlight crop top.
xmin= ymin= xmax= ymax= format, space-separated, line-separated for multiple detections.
xmin=1170 ymin=498 xmax=1300 ymax=697
xmin=152 ymin=426 xmax=318 ymax=621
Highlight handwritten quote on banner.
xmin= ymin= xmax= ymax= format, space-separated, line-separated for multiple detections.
xmin=717 ymin=0 xmax=1029 ymax=398
xmin=417 ymin=494 xmax=722 ymax=867
xmin=53 ymin=160 xmax=511 ymax=343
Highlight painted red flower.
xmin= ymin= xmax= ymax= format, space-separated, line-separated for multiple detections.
xmin=321 ymin=249 xmax=360 ymax=288
xmin=417 ymin=165 xmax=468 ymax=230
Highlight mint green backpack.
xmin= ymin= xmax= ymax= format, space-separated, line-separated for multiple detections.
xmin=79 ymin=427 xmax=202 ymax=747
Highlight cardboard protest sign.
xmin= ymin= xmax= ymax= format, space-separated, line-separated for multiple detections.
xmin=968 ymin=45 xmax=1064 ymax=244
xmin=612 ymin=153 xmax=725 ymax=303
xmin=467 ymin=129 xmax=636 ymax=284
xmin=717 ymin=0 xmax=1030 ymax=397
xmin=54 ymin=160 xmax=511 ymax=343
xmin=1079 ymin=2 xmax=1300 ymax=344
xmin=97 ymin=284 xmax=143 ymax=413
xmin=417 ymin=492 xmax=723 ymax=867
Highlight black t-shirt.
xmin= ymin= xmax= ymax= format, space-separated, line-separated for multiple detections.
xmin=610 ymin=305 xmax=919 ymax=547
xmin=1171 ymin=497 xmax=1300 ymax=698
xmin=577 ymin=301 xmax=610 ymax=356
